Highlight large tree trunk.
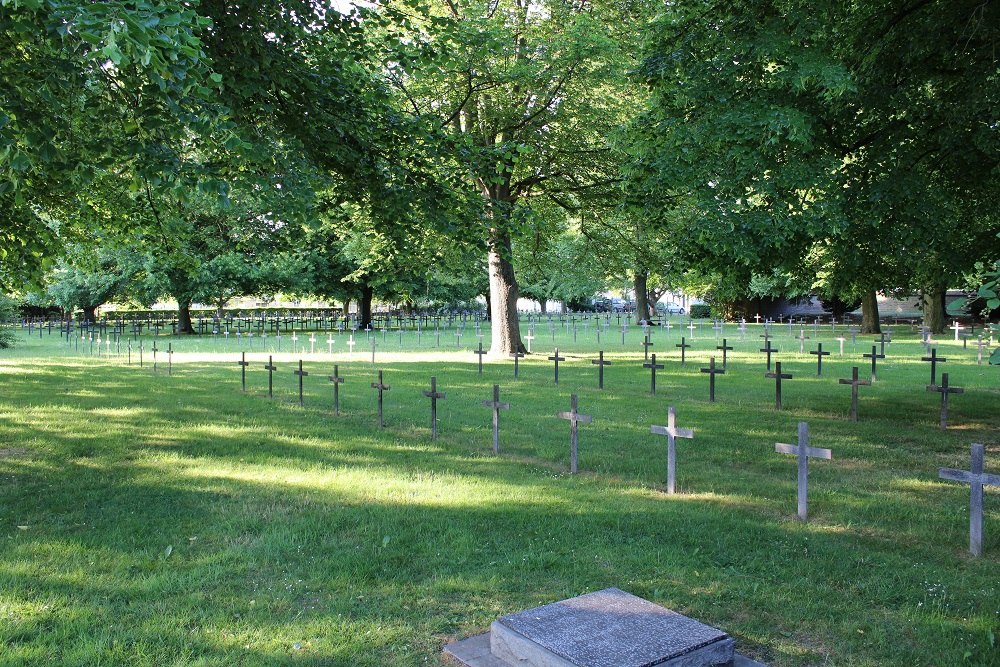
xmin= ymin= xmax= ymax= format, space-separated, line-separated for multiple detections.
xmin=488 ymin=227 xmax=526 ymax=355
xmin=922 ymin=286 xmax=947 ymax=334
xmin=177 ymin=299 xmax=194 ymax=334
xmin=860 ymin=290 xmax=881 ymax=334
xmin=359 ymin=284 xmax=373 ymax=329
xmin=634 ymin=270 xmax=650 ymax=324
xmin=82 ymin=305 xmax=98 ymax=324
xmin=539 ymin=299 xmax=547 ymax=315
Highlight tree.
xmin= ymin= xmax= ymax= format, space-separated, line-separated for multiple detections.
xmin=629 ymin=1 xmax=1000 ymax=333
xmin=45 ymin=244 xmax=140 ymax=322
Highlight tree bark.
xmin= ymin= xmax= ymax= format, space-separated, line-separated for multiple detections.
xmin=359 ymin=284 xmax=373 ymax=329
xmin=860 ymin=290 xmax=881 ymax=334
xmin=634 ymin=270 xmax=650 ymax=324
xmin=177 ymin=299 xmax=194 ymax=334
xmin=83 ymin=305 xmax=98 ymax=324
xmin=342 ymin=298 xmax=351 ymax=316
xmin=922 ymin=286 xmax=947 ymax=334
xmin=539 ymin=299 xmax=547 ymax=315
xmin=488 ymin=227 xmax=526 ymax=355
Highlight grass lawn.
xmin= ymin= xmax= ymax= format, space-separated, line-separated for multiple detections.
xmin=1 ymin=319 xmax=998 ymax=666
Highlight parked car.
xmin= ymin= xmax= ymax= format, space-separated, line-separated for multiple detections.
xmin=590 ymin=297 xmax=612 ymax=312
xmin=655 ymin=301 xmax=685 ymax=315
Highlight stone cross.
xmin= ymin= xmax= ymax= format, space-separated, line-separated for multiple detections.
xmin=716 ymin=339 xmax=733 ymax=370
xmin=167 ymin=343 xmax=174 ymax=376
xmin=877 ymin=331 xmax=890 ymax=356
xmin=809 ymin=342 xmax=831 ymax=375
xmin=921 ymin=348 xmax=947 ymax=385
xmin=976 ymin=335 xmax=987 ymax=365
xmin=835 ymin=336 xmax=846 ymax=357
xmin=642 ymin=334 xmax=654 ymax=361
xmin=371 ymin=370 xmax=391 ymax=428
xmin=650 ymin=406 xmax=694 ymax=495
xmin=558 ymin=394 xmax=592 ymax=474
xmin=939 ymin=443 xmax=999 ymax=556
xmin=327 ymin=334 xmax=334 ymax=355
xmin=455 ymin=329 xmax=463 ymax=347
xmin=675 ymin=336 xmax=690 ymax=366
xmin=238 ymin=352 xmax=250 ymax=391
xmin=765 ymin=361 xmax=792 ymax=410
xmin=328 ymin=365 xmax=344 ymax=416
xmin=700 ymin=356 xmax=725 ymax=402
xmin=591 ymin=351 xmax=611 ymax=390
xmin=796 ymin=328 xmax=810 ymax=354
xmin=475 ymin=342 xmax=487 ymax=375
xmin=754 ymin=313 xmax=762 ymax=324
xmin=347 ymin=335 xmax=356 ymax=355
xmin=951 ymin=320 xmax=964 ymax=341
xmin=294 ymin=360 xmax=309 ymax=407
xmin=927 ymin=372 xmax=963 ymax=429
xmin=775 ymin=422 xmax=832 ymax=521
xmin=525 ymin=332 xmax=534 ymax=353
xmin=759 ymin=339 xmax=778 ymax=371
xmin=510 ymin=350 xmax=525 ymax=379
xmin=548 ymin=348 xmax=566 ymax=384
xmin=838 ymin=366 xmax=870 ymax=422
xmin=309 ymin=333 xmax=316 ymax=354
xmin=712 ymin=321 xmax=724 ymax=339
xmin=642 ymin=353 xmax=665 ymax=395
xmin=423 ymin=376 xmax=446 ymax=440
xmin=264 ymin=356 xmax=278 ymax=399
xmin=371 ymin=338 xmax=376 ymax=365
xmin=686 ymin=321 xmax=697 ymax=338
xmin=863 ymin=345 xmax=885 ymax=381
xmin=152 ymin=342 xmax=159 ymax=372
xmin=482 ymin=384 xmax=510 ymax=455
xmin=291 ymin=332 xmax=299 ymax=353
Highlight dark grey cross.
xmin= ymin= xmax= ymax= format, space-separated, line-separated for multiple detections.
xmin=548 ymin=348 xmax=566 ymax=384
xmin=759 ymin=339 xmax=778 ymax=371
xmin=775 ymin=421 xmax=832 ymax=521
xmin=796 ymin=329 xmax=810 ymax=354
xmin=921 ymin=348 xmax=947 ymax=385
xmin=863 ymin=345 xmax=885 ymax=381
xmin=167 ymin=343 xmax=174 ymax=376
xmin=328 ymin=364 xmax=344 ymax=416
xmin=650 ymin=406 xmax=694 ymax=495
xmin=716 ymin=338 xmax=733 ymax=369
xmin=510 ymin=350 xmax=525 ymax=379
xmin=482 ymin=384 xmax=510 ymax=454
xmin=483 ymin=384 xmax=510 ymax=454
xmin=809 ymin=342 xmax=831 ymax=375
xmin=765 ymin=361 xmax=792 ymax=410
xmin=675 ymin=337 xmax=690 ymax=366
xmin=927 ymin=372 xmax=963 ymax=429
xmin=558 ymin=394 xmax=592 ymax=474
xmin=151 ymin=342 xmax=160 ymax=372
xmin=838 ymin=366 xmax=870 ymax=422
xmin=939 ymin=443 xmax=1000 ymax=557
xmin=643 ymin=353 xmax=664 ymax=395
xmin=265 ymin=356 xmax=278 ymax=399
xmin=423 ymin=376 xmax=446 ymax=440
xmin=294 ymin=360 xmax=309 ymax=407
xmin=455 ymin=330 xmax=463 ymax=347
xmin=371 ymin=370 xmax=390 ymax=428
xmin=591 ymin=351 xmax=611 ymax=389
xmin=475 ymin=342 xmax=488 ymax=374
xmin=700 ymin=356 xmax=725 ymax=402
xmin=877 ymin=332 xmax=890 ymax=356
xmin=371 ymin=338 xmax=376 ymax=365
xmin=642 ymin=334 xmax=654 ymax=361
xmin=127 ymin=339 xmax=132 ymax=366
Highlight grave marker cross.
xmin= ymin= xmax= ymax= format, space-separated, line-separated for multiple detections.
xmin=371 ymin=370 xmax=391 ymax=428
xmin=650 ymin=406 xmax=694 ymax=495
xmin=838 ymin=366 xmax=870 ymax=422
xmin=765 ymin=361 xmax=793 ymax=410
xmin=716 ymin=339 xmax=734 ymax=370
xmin=775 ymin=422 xmax=832 ymax=521
xmin=264 ymin=356 xmax=278 ymax=399
xmin=591 ymin=351 xmax=611 ymax=390
xmin=809 ymin=343 xmax=831 ymax=375
xmin=293 ymin=360 xmax=309 ymax=407
xmin=423 ymin=376 xmax=446 ymax=440
xmin=328 ymin=365 xmax=344 ymax=416
xmin=863 ymin=345 xmax=885 ymax=381
xmin=759 ymin=340 xmax=778 ymax=371
xmin=482 ymin=384 xmax=510 ymax=455
xmin=642 ymin=334 xmax=654 ymax=361
xmin=475 ymin=342 xmax=488 ymax=375
xmin=939 ymin=443 xmax=1000 ymax=556
xmin=238 ymin=353 xmax=251 ymax=391
xmin=557 ymin=394 xmax=592 ymax=474
xmin=700 ymin=356 xmax=725 ymax=402
xmin=796 ymin=329 xmax=810 ymax=354
xmin=510 ymin=350 xmax=525 ymax=379
xmin=921 ymin=348 xmax=947 ymax=385
xmin=675 ymin=337 xmax=691 ymax=366
xmin=951 ymin=320 xmax=965 ymax=341
xmin=548 ymin=348 xmax=567 ymax=384
xmin=643 ymin=353 xmax=665 ymax=395
xmin=927 ymin=372 xmax=963 ymax=429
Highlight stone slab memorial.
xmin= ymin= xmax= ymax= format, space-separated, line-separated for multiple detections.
xmin=444 ymin=588 xmax=765 ymax=667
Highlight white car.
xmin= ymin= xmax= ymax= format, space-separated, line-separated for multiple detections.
xmin=656 ymin=302 xmax=685 ymax=315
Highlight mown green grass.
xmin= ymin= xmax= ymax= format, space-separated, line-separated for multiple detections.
xmin=1 ymin=320 xmax=998 ymax=666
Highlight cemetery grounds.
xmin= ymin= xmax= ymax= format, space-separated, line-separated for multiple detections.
xmin=0 ymin=318 xmax=997 ymax=666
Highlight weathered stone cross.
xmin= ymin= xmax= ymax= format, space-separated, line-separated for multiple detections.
xmin=558 ymin=394 xmax=592 ymax=474
xmin=927 ymin=372 xmax=963 ymax=429
xmin=548 ymin=348 xmax=567 ymax=384
xmin=700 ymin=356 xmax=725 ymax=402
xmin=642 ymin=334 xmax=654 ymax=361
xmin=510 ymin=350 xmax=525 ymax=379
xmin=371 ymin=370 xmax=391 ymax=428
xmin=643 ymin=353 xmax=665 ymax=395
xmin=838 ymin=366 xmax=870 ymax=422
xmin=328 ymin=364 xmax=344 ymax=416
xmin=765 ymin=361 xmax=792 ymax=410
xmin=651 ymin=406 xmax=694 ymax=495
xmin=264 ymin=356 xmax=278 ymax=399
xmin=294 ymin=360 xmax=309 ymax=407
xmin=810 ymin=342 xmax=831 ymax=375
xmin=675 ymin=336 xmax=691 ymax=366
xmin=775 ymin=422 xmax=832 ymax=521
xmin=423 ymin=376 xmax=446 ymax=440
xmin=238 ymin=352 xmax=250 ymax=392
xmin=591 ymin=350 xmax=611 ymax=390
xmin=716 ymin=338 xmax=734 ymax=369
xmin=939 ymin=443 xmax=999 ymax=556
xmin=921 ymin=348 xmax=947 ymax=385
xmin=863 ymin=345 xmax=885 ymax=381
xmin=759 ymin=339 xmax=778 ymax=372
xmin=475 ymin=342 xmax=487 ymax=375
xmin=482 ymin=384 xmax=510 ymax=455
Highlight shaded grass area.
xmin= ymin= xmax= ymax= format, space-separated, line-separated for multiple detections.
xmin=0 ymin=323 xmax=998 ymax=666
